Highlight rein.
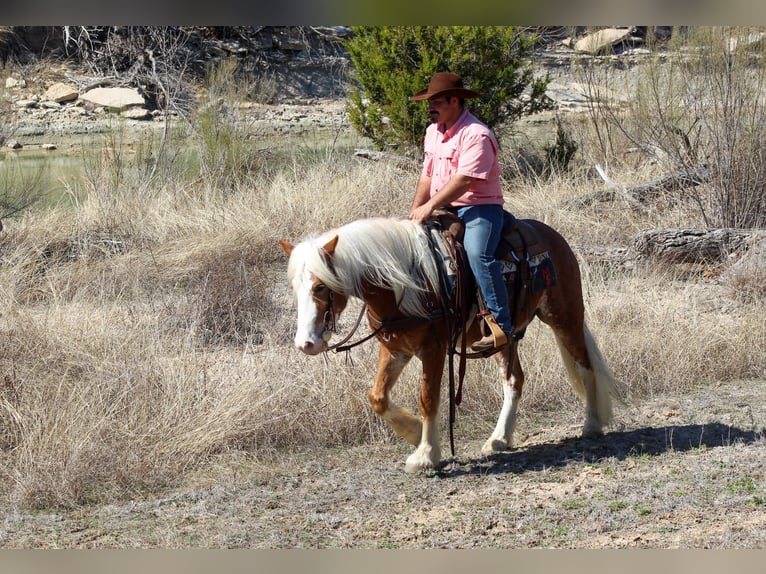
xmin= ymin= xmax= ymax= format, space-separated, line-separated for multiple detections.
xmin=325 ymin=300 xmax=372 ymax=353
xmin=425 ymin=219 xmax=510 ymax=457
xmin=327 ymin=298 xmax=444 ymax=355
xmin=424 ymin=222 xmax=469 ymax=458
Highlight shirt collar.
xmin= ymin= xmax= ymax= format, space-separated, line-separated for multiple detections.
xmin=437 ymin=108 xmax=470 ymax=140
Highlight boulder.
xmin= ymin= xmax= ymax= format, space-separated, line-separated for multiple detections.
xmin=575 ymin=28 xmax=632 ymax=54
xmin=121 ymin=107 xmax=152 ymax=120
xmin=722 ymin=237 xmax=766 ymax=277
xmin=80 ymin=87 xmax=145 ymax=111
xmin=45 ymin=82 xmax=79 ymax=103
xmin=5 ymin=77 xmax=26 ymax=89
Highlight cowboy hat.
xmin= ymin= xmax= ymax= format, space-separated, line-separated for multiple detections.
xmin=409 ymin=72 xmax=481 ymax=101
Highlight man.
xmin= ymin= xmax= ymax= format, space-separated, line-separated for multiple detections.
xmin=408 ymin=72 xmax=513 ymax=351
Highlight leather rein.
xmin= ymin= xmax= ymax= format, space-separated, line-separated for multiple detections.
xmin=323 ymin=293 xmax=443 ymax=354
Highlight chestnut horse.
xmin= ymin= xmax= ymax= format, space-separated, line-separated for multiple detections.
xmin=278 ymin=217 xmax=622 ymax=473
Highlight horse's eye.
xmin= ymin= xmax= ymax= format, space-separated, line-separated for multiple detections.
xmin=313 ymin=283 xmax=327 ymax=296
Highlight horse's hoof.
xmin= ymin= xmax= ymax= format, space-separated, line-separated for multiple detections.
xmin=404 ymin=461 xmax=431 ymax=474
xmin=405 ymin=449 xmax=440 ymax=474
xmin=481 ymin=438 xmax=511 ymax=455
xmin=582 ymin=421 xmax=604 ymax=438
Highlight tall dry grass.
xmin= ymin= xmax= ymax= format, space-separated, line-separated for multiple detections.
xmin=2 ymin=143 xmax=763 ymax=509
xmin=1 ymin=47 xmax=765 ymax=509
xmin=0 ymin=139 xmax=419 ymax=508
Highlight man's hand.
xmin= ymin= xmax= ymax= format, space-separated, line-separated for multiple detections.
xmin=409 ymin=202 xmax=435 ymax=223
xmin=409 ymin=173 xmax=475 ymax=223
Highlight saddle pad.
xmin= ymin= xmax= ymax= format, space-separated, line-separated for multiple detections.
xmin=429 ymin=227 xmax=458 ymax=297
xmin=500 ymin=251 xmax=557 ymax=294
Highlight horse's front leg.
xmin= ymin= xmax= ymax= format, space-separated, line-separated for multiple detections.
xmin=404 ymin=348 xmax=446 ymax=473
xmin=482 ymin=342 xmax=524 ymax=455
xmin=367 ymin=345 xmax=421 ymax=446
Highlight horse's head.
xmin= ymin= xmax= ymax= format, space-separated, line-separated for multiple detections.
xmin=279 ymin=236 xmax=349 ymax=355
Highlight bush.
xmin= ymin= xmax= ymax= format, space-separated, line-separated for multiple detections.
xmin=343 ymin=26 xmax=553 ymax=151
xmin=580 ymin=26 xmax=766 ymax=228
xmin=191 ymin=58 xmax=267 ymax=196
xmin=543 ymin=115 xmax=579 ymax=176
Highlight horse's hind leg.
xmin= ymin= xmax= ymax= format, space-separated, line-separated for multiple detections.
xmin=552 ymin=325 xmax=616 ymax=438
xmin=482 ymin=342 xmax=524 ymax=454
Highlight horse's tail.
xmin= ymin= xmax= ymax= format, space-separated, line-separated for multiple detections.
xmin=555 ymin=323 xmax=625 ymax=428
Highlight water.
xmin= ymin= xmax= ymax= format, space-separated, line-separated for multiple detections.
xmin=0 ymin=146 xmax=88 ymax=210
xmin=0 ymin=126 xmax=371 ymax=213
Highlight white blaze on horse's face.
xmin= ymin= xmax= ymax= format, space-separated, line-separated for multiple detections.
xmin=292 ymin=267 xmax=332 ymax=355
xmin=280 ymin=234 xmax=344 ymax=356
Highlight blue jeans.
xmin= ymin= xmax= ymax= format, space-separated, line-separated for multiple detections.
xmin=453 ymin=204 xmax=513 ymax=333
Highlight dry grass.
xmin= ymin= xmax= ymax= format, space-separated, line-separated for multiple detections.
xmin=1 ymin=93 xmax=765 ymax=511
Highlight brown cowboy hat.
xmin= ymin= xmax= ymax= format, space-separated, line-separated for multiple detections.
xmin=409 ymin=72 xmax=481 ymax=101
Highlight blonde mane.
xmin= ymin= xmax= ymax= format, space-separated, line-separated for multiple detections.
xmin=287 ymin=218 xmax=442 ymax=318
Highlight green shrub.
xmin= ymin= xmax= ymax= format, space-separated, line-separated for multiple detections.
xmin=543 ymin=115 xmax=579 ymax=175
xmin=191 ymin=58 xmax=265 ymax=196
xmin=343 ymin=26 xmax=553 ymax=151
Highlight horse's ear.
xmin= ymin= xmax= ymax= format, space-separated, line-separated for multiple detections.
xmin=321 ymin=235 xmax=339 ymax=257
xmin=278 ymin=240 xmax=294 ymax=255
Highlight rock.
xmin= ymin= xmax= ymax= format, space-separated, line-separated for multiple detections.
xmin=574 ymin=28 xmax=632 ymax=54
xmin=45 ymin=82 xmax=79 ymax=103
xmin=80 ymin=87 xmax=145 ymax=111
xmin=5 ymin=140 xmax=22 ymax=149
xmin=722 ymin=238 xmax=766 ymax=277
xmin=5 ymin=77 xmax=26 ymax=89
xmin=121 ymin=108 xmax=152 ymax=120
xmin=41 ymin=144 xmax=57 ymax=150
xmin=728 ymin=31 xmax=766 ymax=52
xmin=15 ymin=99 xmax=37 ymax=109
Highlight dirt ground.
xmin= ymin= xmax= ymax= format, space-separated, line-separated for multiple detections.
xmin=1 ymin=377 xmax=764 ymax=549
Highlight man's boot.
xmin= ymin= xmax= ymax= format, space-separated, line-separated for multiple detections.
xmin=471 ymin=314 xmax=511 ymax=351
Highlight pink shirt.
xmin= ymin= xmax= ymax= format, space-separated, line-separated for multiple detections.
xmin=421 ymin=108 xmax=503 ymax=206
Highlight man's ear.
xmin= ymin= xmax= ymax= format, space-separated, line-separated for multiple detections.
xmin=278 ymin=240 xmax=294 ymax=255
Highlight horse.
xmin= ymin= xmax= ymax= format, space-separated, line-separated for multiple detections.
xmin=278 ymin=215 xmax=623 ymax=473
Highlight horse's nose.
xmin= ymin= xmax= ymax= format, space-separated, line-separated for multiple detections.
xmin=297 ymin=339 xmax=323 ymax=356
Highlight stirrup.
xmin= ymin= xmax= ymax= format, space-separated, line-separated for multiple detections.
xmin=470 ymin=330 xmax=510 ymax=351
xmin=483 ymin=313 xmax=508 ymax=344
xmin=472 ymin=313 xmax=511 ymax=351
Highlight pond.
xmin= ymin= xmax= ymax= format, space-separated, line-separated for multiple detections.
xmin=0 ymin=146 xmax=88 ymax=206
xmin=0 ymin=126 xmax=372 ymax=214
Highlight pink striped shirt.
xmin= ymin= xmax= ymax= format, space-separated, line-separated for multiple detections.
xmin=421 ymin=108 xmax=503 ymax=206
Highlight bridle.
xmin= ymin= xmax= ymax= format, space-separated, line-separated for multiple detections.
xmin=309 ymin=280 xmax=376 ymax=353
xmin=323 ymin=292 xmax=376 ymax=353
xmin=311 ymin=279 xmax=442 ymax=354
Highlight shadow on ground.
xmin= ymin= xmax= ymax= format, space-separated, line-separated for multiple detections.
xmin=440 ymin=422 xmax=764 ymax=477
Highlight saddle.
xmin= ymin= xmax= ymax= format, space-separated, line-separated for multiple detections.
xmin=427 ymin=208 xmax=556 ymax=350
xmin=433 ymin=208 xmax=544 ymax=260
